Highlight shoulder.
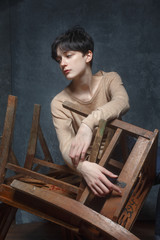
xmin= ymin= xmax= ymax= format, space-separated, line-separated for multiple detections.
xmin=101 ymin=71 xmax=122 ymax=81
xmin=99 ymin=71 xmax=123 ymax=88
xmin=51 ymin=88 xmax=70 ymax=109
xmin=51 ymin=88 xmax=74 ymax=118
xmin=94 ymin=70 xmax=122 ymax=81
xmin=51 ymin=90 xmax=66 ymax=116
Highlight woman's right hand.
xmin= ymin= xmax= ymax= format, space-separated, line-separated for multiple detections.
xmin=77 ymin=161 xmax=122 ymax=197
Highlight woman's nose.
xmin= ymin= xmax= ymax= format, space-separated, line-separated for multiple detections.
xmin=60 ymin=57 xmax=67 ymax=68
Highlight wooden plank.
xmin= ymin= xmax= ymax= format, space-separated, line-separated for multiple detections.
xmin=0 ymin=95 xmax=17 ymax=184
xmin=11 ymin=180 xmax=139 ymax=240
xmin=4 ymin=174 xmax=23 ymax=185
xmin=24 ymin=104 xmax=41 ymax=169
xmin=6 ymin=163 xmax=81 ymax=194
xmin=100 ymin=136 xmax=151 ymax=220
xmin=110 ymin=119 xmax=153 ymax=140
xmin=118 ymin=175 xmax=152 ymax=230
xmin=0 ymin=184 xmax=79 ymax=233
xmin=115 ymin=129 xmax=159 ymax=229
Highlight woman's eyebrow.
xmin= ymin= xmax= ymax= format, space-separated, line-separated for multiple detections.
xmin=57 ymin=51 xmax=67 ymax=57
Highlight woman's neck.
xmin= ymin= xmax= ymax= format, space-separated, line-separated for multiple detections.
xmin=69 ymin=68 xmax=94 ymax=101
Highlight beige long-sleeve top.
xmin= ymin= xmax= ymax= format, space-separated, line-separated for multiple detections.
xmin=51 ymin=71 xmax=130 ymax=167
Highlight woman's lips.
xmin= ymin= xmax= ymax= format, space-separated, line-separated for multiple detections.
xmin=64 ymin=69 xmax=71 ymax=75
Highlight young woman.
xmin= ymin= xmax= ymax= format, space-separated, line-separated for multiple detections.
xmin=51 ymin=26 xmax=130 ymax=197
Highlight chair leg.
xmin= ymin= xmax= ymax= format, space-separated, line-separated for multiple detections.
xmin=0 ymin=203 xmax=17 ymax=240
xmin=62 ymin=227 xmax=75 ymax=240
xmin=155 ymin=187 xmax=160 ymax=238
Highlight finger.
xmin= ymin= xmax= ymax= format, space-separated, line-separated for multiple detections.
xmin=96 ymin=180 xmax=111 ymax=196
xmin=100 ymin=166 xmax=118 ymax=178
xmin=110 ymin=183 xmax=122 ymax=196
xmin=69 ymin=143 xmax=76 ymax=159
xmin=80 ymin=144 xmax=89 ymax=161
xmin=72 ymin=156 xmax=79 ymax=167
xmin=70 ymin=145 xmax=84 ymax=167
xmin=90 ymin=184 xmax=105 ymax=197
xmin=100 ymin=174 xmax=122 ymax=196
xmin=71 ymin=153 xmax=80 ymax=167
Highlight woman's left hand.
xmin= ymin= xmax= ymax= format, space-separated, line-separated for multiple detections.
xmin=69 ymin=123 xmax=93 ymax=167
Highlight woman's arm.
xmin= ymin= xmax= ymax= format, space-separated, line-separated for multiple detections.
xmin=82 ymin=72 xmax=130 ymax=130
xmin=51 ymin=97 xmax=122 ymax=196
xmin=69 ymin=72 xmax=129 ymax=165
xmin=51 ymin=97 xmax=75 ymax=169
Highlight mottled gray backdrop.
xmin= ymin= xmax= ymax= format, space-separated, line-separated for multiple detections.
xmin=0 ymin=0 xmax=160 ymax=224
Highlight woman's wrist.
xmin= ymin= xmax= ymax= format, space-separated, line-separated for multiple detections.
xmin=76 ymin=161 xmax=86 ymax=174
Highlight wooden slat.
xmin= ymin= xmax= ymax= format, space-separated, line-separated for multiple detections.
xmin=0 ymin=95 xmax=17 ymax=184
xmin=77 ymin=186 xmax=90 ymax=204
xmin=33 ymin=158 xmax=79 ymax=175
xmin=9 ymin=149 xmax=20 ymax=166
xmin=108 ymin=158 xmax=124 ymax=170
xmin=101 ymin=127 xmax=115 ymax=157
xmin=99 ymin=128 xmax=123 ymax=167
xmin=100 ymin=136 xmax=152 ymax=219
xmin=24 ymin=104 xmax=41 ymax=169
xmin=11 ymin=180 xmax=139 ymax=240
xmin=6 ymin=163 xmax=81 ymax=194
xmin=90 ymin=119 xmax=107 ymax=163
xmin=38 ymin=125 xmax=53 ymax=163
xmin=63 ymin=101 xmax=89 ymax=117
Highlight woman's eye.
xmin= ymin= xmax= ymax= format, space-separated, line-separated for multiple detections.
xmin=56 ymin=59 xmax=61 ymax=63
xmin=67 ymin=54 xmax=72 ymax=58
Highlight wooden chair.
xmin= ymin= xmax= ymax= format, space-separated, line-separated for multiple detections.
xmin=62 ymin=101 xmax=159 ymax=230
xmin=0 ymin=95 xmax=158 ymax=240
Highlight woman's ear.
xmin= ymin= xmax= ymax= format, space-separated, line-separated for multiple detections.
xmin=85 ymin=50 xmax=93 ymax=64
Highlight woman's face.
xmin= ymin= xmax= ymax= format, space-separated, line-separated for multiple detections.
xmin=56 ymin=47 xmax=92 ymax=80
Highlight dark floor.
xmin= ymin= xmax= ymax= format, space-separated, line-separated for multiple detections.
xmin=5 ymin=220 xmax=155 ymax=240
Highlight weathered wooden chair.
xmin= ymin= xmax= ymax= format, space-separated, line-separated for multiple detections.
xmin=0 ymin=95 xmax=158 ymax=240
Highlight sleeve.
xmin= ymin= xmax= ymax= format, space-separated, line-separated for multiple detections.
xmin=82 ymin=72 xmax=130 ymax=130
xmin=51 ymin=97 xmax=75 ymax=168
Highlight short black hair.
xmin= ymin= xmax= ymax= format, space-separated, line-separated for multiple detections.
xmin=51 ymin=26 xmax=94 ymax=65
